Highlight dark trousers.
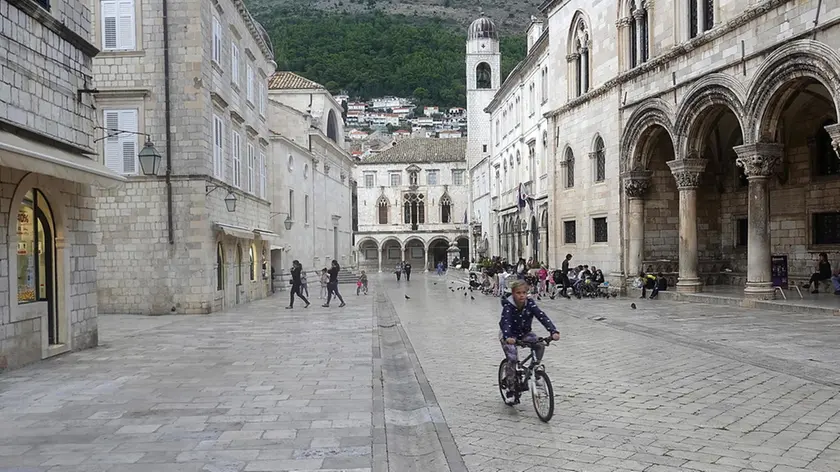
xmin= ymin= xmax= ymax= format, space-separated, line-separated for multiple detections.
xmin=808 ymin=273 xmax=829 ymax=286
xmin=395 ymin=271 xmax=401 ymax=281
xmin=326 ymin=282 xmax=344 ymax=305
xmin=641 ymin=282 xmax=659 ymax=299
xmin=290 ymin=283 xmax=309 ymax=307
xmin=405 ymin=270 xmax=411 ymax=281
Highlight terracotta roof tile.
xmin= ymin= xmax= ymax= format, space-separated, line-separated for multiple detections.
xmin=267 ymin=71 xmax=325 ymax=90
xmin=361 ymin=138 xmax=466 ymax=164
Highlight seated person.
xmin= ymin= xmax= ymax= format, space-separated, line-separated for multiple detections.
xmin=639 ymin=270 xmax=659 ymax=299
xmin=803 ymin=252 xmax=832 ymax=294
xmin=831 ymin=268 xmax=840 ymax=295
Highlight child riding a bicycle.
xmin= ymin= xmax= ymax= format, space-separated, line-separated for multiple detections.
xmin=499 ymin=280 xmax=560 ymax=393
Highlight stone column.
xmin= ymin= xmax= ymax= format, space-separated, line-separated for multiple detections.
xmin=378 ymin=247 xmax=383 ymax=273
xmin=633 ymin=8 xmax=645 ymax=64
xmin=825 ymin=123 xmax=840 ymax=159
xmin=667 ymin=158 xmax=707 ymax=293
xmin=734 ymin=143 xmax=782 ymax=300
xmin=623 ymin=170 xmax=652 ymax=277
xmin=580 ymin=47 xmax=589 ymax=93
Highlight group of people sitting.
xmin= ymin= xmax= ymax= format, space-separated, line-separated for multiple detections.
xmin=473 ymin=254 xmax=611 ymax=299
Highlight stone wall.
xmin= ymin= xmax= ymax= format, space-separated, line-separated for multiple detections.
xmin=0 ymin=169 xmax=98 ymax=371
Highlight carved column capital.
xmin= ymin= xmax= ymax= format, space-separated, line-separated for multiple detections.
xmin=622 ymin=170 xmax=652 ymax=199
xmin=733 ymin=143 xmax=783 ymax=179
xmin=616 ymin=17 xmax=632 ymax=28
xmin=566 ymin=53 xmax=580 ymax=62
xmin=825 ymin=123 xmax=840 ymax=159
xmin=667 ymin=158 xmax=708 ymax=190
xmin=632 ymin=7 xmax=646 ymax=21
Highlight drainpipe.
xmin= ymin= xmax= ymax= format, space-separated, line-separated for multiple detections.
xmin=163 ymin=0 xmax=174 ymax=244
xmin=813 ymin=0 xmax=823 ymax=40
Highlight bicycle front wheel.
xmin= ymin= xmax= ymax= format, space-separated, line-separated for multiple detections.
xmin=531 ymin=370 xmax=554 ymax=422
xmin=498 ymin=360 xmax=515 ymax=406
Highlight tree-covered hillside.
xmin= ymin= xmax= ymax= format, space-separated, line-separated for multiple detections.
xmin=248 ymin=6 xmax=530 ymax=107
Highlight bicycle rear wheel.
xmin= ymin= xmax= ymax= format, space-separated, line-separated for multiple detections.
xmin=531 ymin=370 xmax=554 ymax=422
xmin=498 ymin=360 xmax=515 ymax=406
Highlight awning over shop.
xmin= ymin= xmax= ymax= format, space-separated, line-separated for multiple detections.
xmin=0 ymin=129 xmax=126 ymax=188
xmin=253 ymin=229 xmax=281 ymax=247
xmin=214 ymin=223 xmax=254 ymax=240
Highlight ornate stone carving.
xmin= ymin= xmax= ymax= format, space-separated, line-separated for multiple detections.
xmin=667 ymin=158 xmax=707 ymax=190
xmin=324 ymin=164 xmax=330 ymax=174
xmin=622 ymin=170 xmax=652 ymax=198
xmin=566 ymin=53 xmax=580 ymax=63
xmin=825 ymin=123 xmax=840 ymax=159
xmin=733 ymin=143 xmax=783 ymax=178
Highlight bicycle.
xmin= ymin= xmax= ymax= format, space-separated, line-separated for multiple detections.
xmin=497 ymin=337 xmax=555 ymax=422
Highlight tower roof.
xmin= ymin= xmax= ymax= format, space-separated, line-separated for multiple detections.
xmin=468 ymin=15 xmax=498 ymax=41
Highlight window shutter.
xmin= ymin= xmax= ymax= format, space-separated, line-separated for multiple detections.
xmin=247 ymin=66 xmax=254 ymax=102
xmin=231 ymin=44 xmax=239 ymax=86
xmin=119 ymin=110 xmax=138 ymax=174
xmin=260 ymin=151 xmax=267 ymax=197
xmin=102 ymin=1 xmax=118 ymax=49
xmin=103 ymin=111 xmax=122 ymax=172
xmin=212 ymin=17 xmax=221 ymax=63
xmin=232 ymin=131 xmax=241 ymax=188
xmin=118 ymin=0 xmax=135 ymax=50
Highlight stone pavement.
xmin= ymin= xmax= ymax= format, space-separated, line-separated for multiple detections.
xmin=0 ymin=293 xmax=376 ymax=472
xmin=384 ymin=273 xmax=840 ymax=472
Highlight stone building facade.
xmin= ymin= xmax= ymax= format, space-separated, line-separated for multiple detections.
xmin=540 ymin=0 xmax=840 ymax=297
xmin=90 ymin=0 xmax=278 ymax=314
xmin=266 ymin=72 xmax=355 ymax=276
xmin=354 ymin=138 xmax=470 ymax=272
xmin=0 ymin=0 xmax=125 ymax=370
xmin=485 ymin=16 xmax=552 ymax=265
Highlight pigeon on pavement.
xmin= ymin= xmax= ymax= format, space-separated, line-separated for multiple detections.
xmin=405 ymin=295 xmax=410 ymax=300
xmin=630 ymin=303 xmax=637 ymax=309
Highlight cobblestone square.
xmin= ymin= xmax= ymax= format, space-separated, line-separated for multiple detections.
xmin=1 ymin=274 xmax=839 ymax=471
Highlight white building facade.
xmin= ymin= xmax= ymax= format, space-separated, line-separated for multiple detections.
xmin=486 ymin=17 xmax=552 ymax=265
xmin=465 ymin=16 xmax=501 ymax=263
xmin=266 ymin=72 xmax=355 ymax=275
xmin=0 ymin=0 xmax=126 ymax=370
xmin=354 ymin=138 xmax=470 ymax=272
xmin=540 ymin=0 xmax=840 ymax=296
xmin=90 ymin=0 xmax=277 ymax=314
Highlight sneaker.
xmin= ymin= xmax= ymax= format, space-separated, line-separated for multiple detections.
xmin=338 ymin=303 xmax=346 ymax=308
xmin=285 ymin=306 xmax=293 ymax=309
xmin=304 ymin=303 xmax=310 ymax=308
xmin=322 ymin=304 xmax=329 ymax=308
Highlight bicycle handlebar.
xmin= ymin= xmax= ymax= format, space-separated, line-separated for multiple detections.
xmin=514 ymin=337 xmax=554 ymax=348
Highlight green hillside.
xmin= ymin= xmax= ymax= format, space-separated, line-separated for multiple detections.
xmin=247 ymin=5 xmax=530 ymax=107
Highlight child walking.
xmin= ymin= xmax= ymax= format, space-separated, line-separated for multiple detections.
xmin=357 ymin=270 xmax=369 ymax=295
xmin=319 ymin=268 xmax=329 ymax=299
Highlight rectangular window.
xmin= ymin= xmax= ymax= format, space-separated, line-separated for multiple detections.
xmin=364 ymin=173 xmax=375 ymax=188
xmin=427 ymin=170 xmax=438 ymax=186
xmin=736 ymin=218 xmax=748 ymax=247
xmin=213 ymin=115 xmax=224 ymax=179
xmin=259 ymin=82 xmax=266 ymax=116
xmin=390 ymin=173 xmax=401 ymax=187
xmin=259 ymin=150 xmax=267 ymax=198
xmin=101 ymin=0 xmax=136 ymax=51
xmin=212 ymin=17 xmax=222 ymax=64
xmin=246 ymin=65 xmax=254 ymax=103
xmin=305 ymin=195 xmax=310 ymax=224
xmin=289 ymin=189 xmax=295 ymax=219
xmin=483 ymin=144 xmax=487 ymax=153
xmin=247 ymin=143 xmax=255 ymax=193
xmin=452 ymin=170 xmax=464 ymax=186
xmin=231 ymin=43 xmax=240 ymax=87
xmin=103 ymin=109 xmax=138 ymax=174
xmin=812 ymin=212 xmax=840 ymax=245
xmin=34 ymin=0 xmax=50 ymax=11
xmin=564 ymin=220 xmax=576 ymax=244
xmin=593 ymin=217 xmax=608 ymax=243
xmin=232 ymin=131 xmax=241 ymax=188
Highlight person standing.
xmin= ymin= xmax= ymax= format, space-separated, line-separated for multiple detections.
xmin=323 ymin=260 xmax=346 ymax=308
xmin=319 ymin=268 xmax=329 ymax=299
xmin=286 ymin=260 xmax=310 ymax=309
xmin=404 ymin=262 xmax=412 ymax=281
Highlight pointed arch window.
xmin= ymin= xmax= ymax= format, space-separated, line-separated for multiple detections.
xmin=569 ymin=18 xmax=590 ymax=98
xmin=627 ymin=0 xmax=649 ymax=68
xmin=565 ymin=148 xmax=575 ymax=188
xmin=378 ymin=196 xmax=389 ymax=224
xmin=689 ymin=0 xmax=714 ymax=39
xmin=440 ymin=194 xmax=452 ymax=224
xmin=593 ymin=137 xmax=606 ymax=182
xmin=403 ymin=193 xmax=425 ymax=229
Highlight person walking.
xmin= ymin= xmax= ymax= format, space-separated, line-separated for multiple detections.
xmin=300 ymin=269 xmax=310 ymax=299
xmin=404 ymin=262 xmax=412 ymax=281
xmin=323 ymin=260 xmax=346 ymax=308
xmin=286 ymin=260 xmax=310 ymax=309
xmin=395 ymin=261 xmax=402 ymax=281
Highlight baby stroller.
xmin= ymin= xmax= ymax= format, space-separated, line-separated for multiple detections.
xmin=523 ymin=273 xmax=540 ymax=294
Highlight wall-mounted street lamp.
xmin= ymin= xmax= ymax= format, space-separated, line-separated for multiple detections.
xmin=93 ymin=127 xmax=162 ymax=176
xmin=270 ymin=212 xmax=293 ymax=231
xmin=206 ymin=184 xmax=237 ymax=212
